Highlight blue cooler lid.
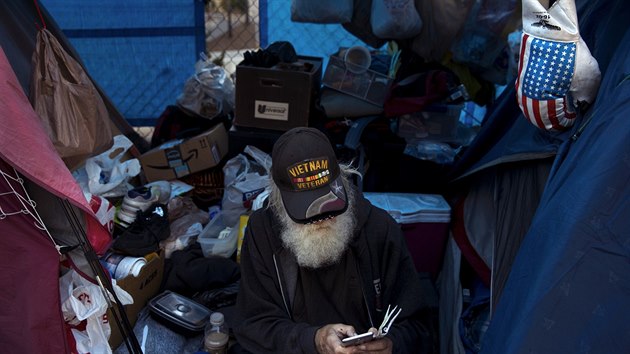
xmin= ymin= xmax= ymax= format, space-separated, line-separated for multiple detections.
xmin=363 ymin=193 xmax=451 ymax=224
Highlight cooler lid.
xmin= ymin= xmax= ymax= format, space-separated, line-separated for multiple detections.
xmin=364 ymin=193 xmax=451 ymax=224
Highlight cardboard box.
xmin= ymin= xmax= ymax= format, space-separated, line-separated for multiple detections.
xmin=363 ymin=193 xmax=451 ymax=279
xmin=108 ymin=252 xmax=164 ymax=350
xmin=139 ymin=123 xmax=228 ymax=182
xmin=234 ymin=56 xmax=323 ymax=131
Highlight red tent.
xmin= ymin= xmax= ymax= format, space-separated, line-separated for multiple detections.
xmin=0 ymin=47 xmax=112 ymax=353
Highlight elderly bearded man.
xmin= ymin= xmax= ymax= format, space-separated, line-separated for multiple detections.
xmin=233 ymin=127 xmax=436 ymax=354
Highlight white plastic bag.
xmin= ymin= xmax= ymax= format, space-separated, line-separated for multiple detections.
xmin=86 ymin=192 xmax=116 ymax=235
xmin=291 ymin=0 xmax=354 ymax=24
xmin=76 ymin=135 xmax=141 ymax=198
xmin=221 ymin=146 xmax=272 ymax=226
xmin=371 ymin=0 xmax=423 ymax=39
xmin=177 ymin=54 xmax=235 ymax=120
xmin=59 ymin=269 xmax=133 ymax=354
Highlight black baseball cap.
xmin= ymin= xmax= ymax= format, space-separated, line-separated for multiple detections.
xmin=271 ymin=127 xmax=348 ymax=223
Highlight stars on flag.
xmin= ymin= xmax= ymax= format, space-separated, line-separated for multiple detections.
xmin=523 ymin=38 xmax=576 ymax=100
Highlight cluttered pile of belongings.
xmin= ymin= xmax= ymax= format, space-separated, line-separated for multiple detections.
xmin=1 ymin=0 xmax=629 ymax=353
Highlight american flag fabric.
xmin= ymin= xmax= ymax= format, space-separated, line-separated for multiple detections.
xmin=516 ymin=33 xmax=577 ymax=131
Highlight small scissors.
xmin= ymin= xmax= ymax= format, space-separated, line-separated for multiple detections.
xmin=377 ymin=305 xmax=402 ymax=337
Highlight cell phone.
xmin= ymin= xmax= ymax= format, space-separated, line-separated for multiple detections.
xmin=340 ymin=331 xmax=375 ymax=347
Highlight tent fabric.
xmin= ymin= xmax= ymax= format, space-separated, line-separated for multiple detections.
xmin=0 ymin=44 xmax=114 ymax=352
xmin=0 ymin=161 xmax=68 ymax=354
xmin=449 ymin=0 xmax=630 ymax=185
xmin=576 ymin=0 xmax=630 ymax=78
xmin=480 ymin=22 xmax=630 ymax=354
xmin=449 ymin=158 xmax=552 ymax=309
xmin=490 ymin=158 xmax=552 ymax=310
xmin=438 ymin=237 xmax=465 ymax=354
xmin=441 ymin=0 xmax=630 ymax=353
xmin=0 ymin=47 xmax=111 ymax=255
xmin=449 ymin=84 xmax=566 ymax=182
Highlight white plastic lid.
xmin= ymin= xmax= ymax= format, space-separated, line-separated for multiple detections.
xmin=210 ymin=312 xmax=224 ymax=326
xmin=364 ymin=192 xmax=451 ymax=224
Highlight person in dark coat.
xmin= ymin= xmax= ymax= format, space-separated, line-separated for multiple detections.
xmin=234 ymin=127 xmax=435 ymax=353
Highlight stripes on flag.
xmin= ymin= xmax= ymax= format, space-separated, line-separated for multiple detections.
xmin=516 ymin=33 xmax=577 ymax=131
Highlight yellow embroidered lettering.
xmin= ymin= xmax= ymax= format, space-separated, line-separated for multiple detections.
xmin=315 ymin=176 xmax=329 ymax=187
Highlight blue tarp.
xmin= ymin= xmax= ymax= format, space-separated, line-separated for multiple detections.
xmin=42 ymin=0 xmax=205 ymax=125
xmin=480 ymin=0 xmax=630 ymax=352
xmin=260 ymin=0 xmax=368 ymax=61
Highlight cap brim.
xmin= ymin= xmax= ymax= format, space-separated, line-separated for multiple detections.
xmin=279 ymin=174 xmax=348 ymax=223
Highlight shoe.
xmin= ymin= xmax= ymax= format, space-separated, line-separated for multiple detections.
xmin=112 ymin=203 xmax=170 ymax=257
xmin=123 ymin=186 xmax=158 ymax=211
xmin=146 ymin=181 xmax=172 ymax=204
xmin=117 ymin=186 xmax=159 ymax=226
xmin=116 ymin=208 xmax=136 ymax=227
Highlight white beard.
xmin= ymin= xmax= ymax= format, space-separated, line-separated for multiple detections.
xmin=273 ymin=191 xmax=356 ymax=269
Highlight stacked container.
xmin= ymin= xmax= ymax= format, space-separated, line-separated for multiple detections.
xmin=364 ymin=193 xmax=451 ymax=279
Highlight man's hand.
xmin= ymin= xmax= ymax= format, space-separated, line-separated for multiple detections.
xmin=315 ymin=324 xmax=393 ymax=354
xmin=315 ymin=324 xmax=356 ymax=354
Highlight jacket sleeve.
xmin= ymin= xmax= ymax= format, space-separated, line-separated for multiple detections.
xmin=233 ymin=212 xmax=320 ymax=354
xmin=372 ymin=210 xmax=439 ymax=354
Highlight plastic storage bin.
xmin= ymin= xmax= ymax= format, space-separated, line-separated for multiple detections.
xmin=322 ymin=55 xmax=393 ymax=106
xmin=197 ymin=212 xmax=238 ymax=258
xmin=364 ymin=193 xmax=451 ymax=279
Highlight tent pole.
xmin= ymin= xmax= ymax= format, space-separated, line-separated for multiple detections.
xmin=59 ymin=198 xmax=143 ymax=354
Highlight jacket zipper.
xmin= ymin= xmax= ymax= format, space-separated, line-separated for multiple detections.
xmin=273 ymin=253 xmax=292 ymax=319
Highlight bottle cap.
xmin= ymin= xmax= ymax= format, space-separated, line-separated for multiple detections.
xmin=210 ymin=312 xmax=224 ymax=326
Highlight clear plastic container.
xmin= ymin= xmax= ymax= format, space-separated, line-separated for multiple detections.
xmin=197 ymin=211 xmax=238 ymax=258
xmin=396 ymin=104 xmax=463 ymax=143
xmin=322 ymin=55 xmax=393 ymax=106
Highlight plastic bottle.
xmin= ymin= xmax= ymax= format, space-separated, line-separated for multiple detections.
xmin=204 ymin=312 xmax=229 ymax=354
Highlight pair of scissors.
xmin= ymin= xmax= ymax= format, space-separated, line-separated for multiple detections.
xmin=377 ymin=305 xmax=402 ymax=337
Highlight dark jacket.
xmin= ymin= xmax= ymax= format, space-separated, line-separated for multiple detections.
xmin=233 ymin=189 xmax=436 ymax=353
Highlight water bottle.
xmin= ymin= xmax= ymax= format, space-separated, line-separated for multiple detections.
xmin=204 ymin=312 xmax=229 ymax=354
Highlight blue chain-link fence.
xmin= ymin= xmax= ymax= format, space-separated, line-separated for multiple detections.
xmin=43 ymin=0 xmax=371 ymax=140
xmin=42 ymin=0 xmax=206 ymax=128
